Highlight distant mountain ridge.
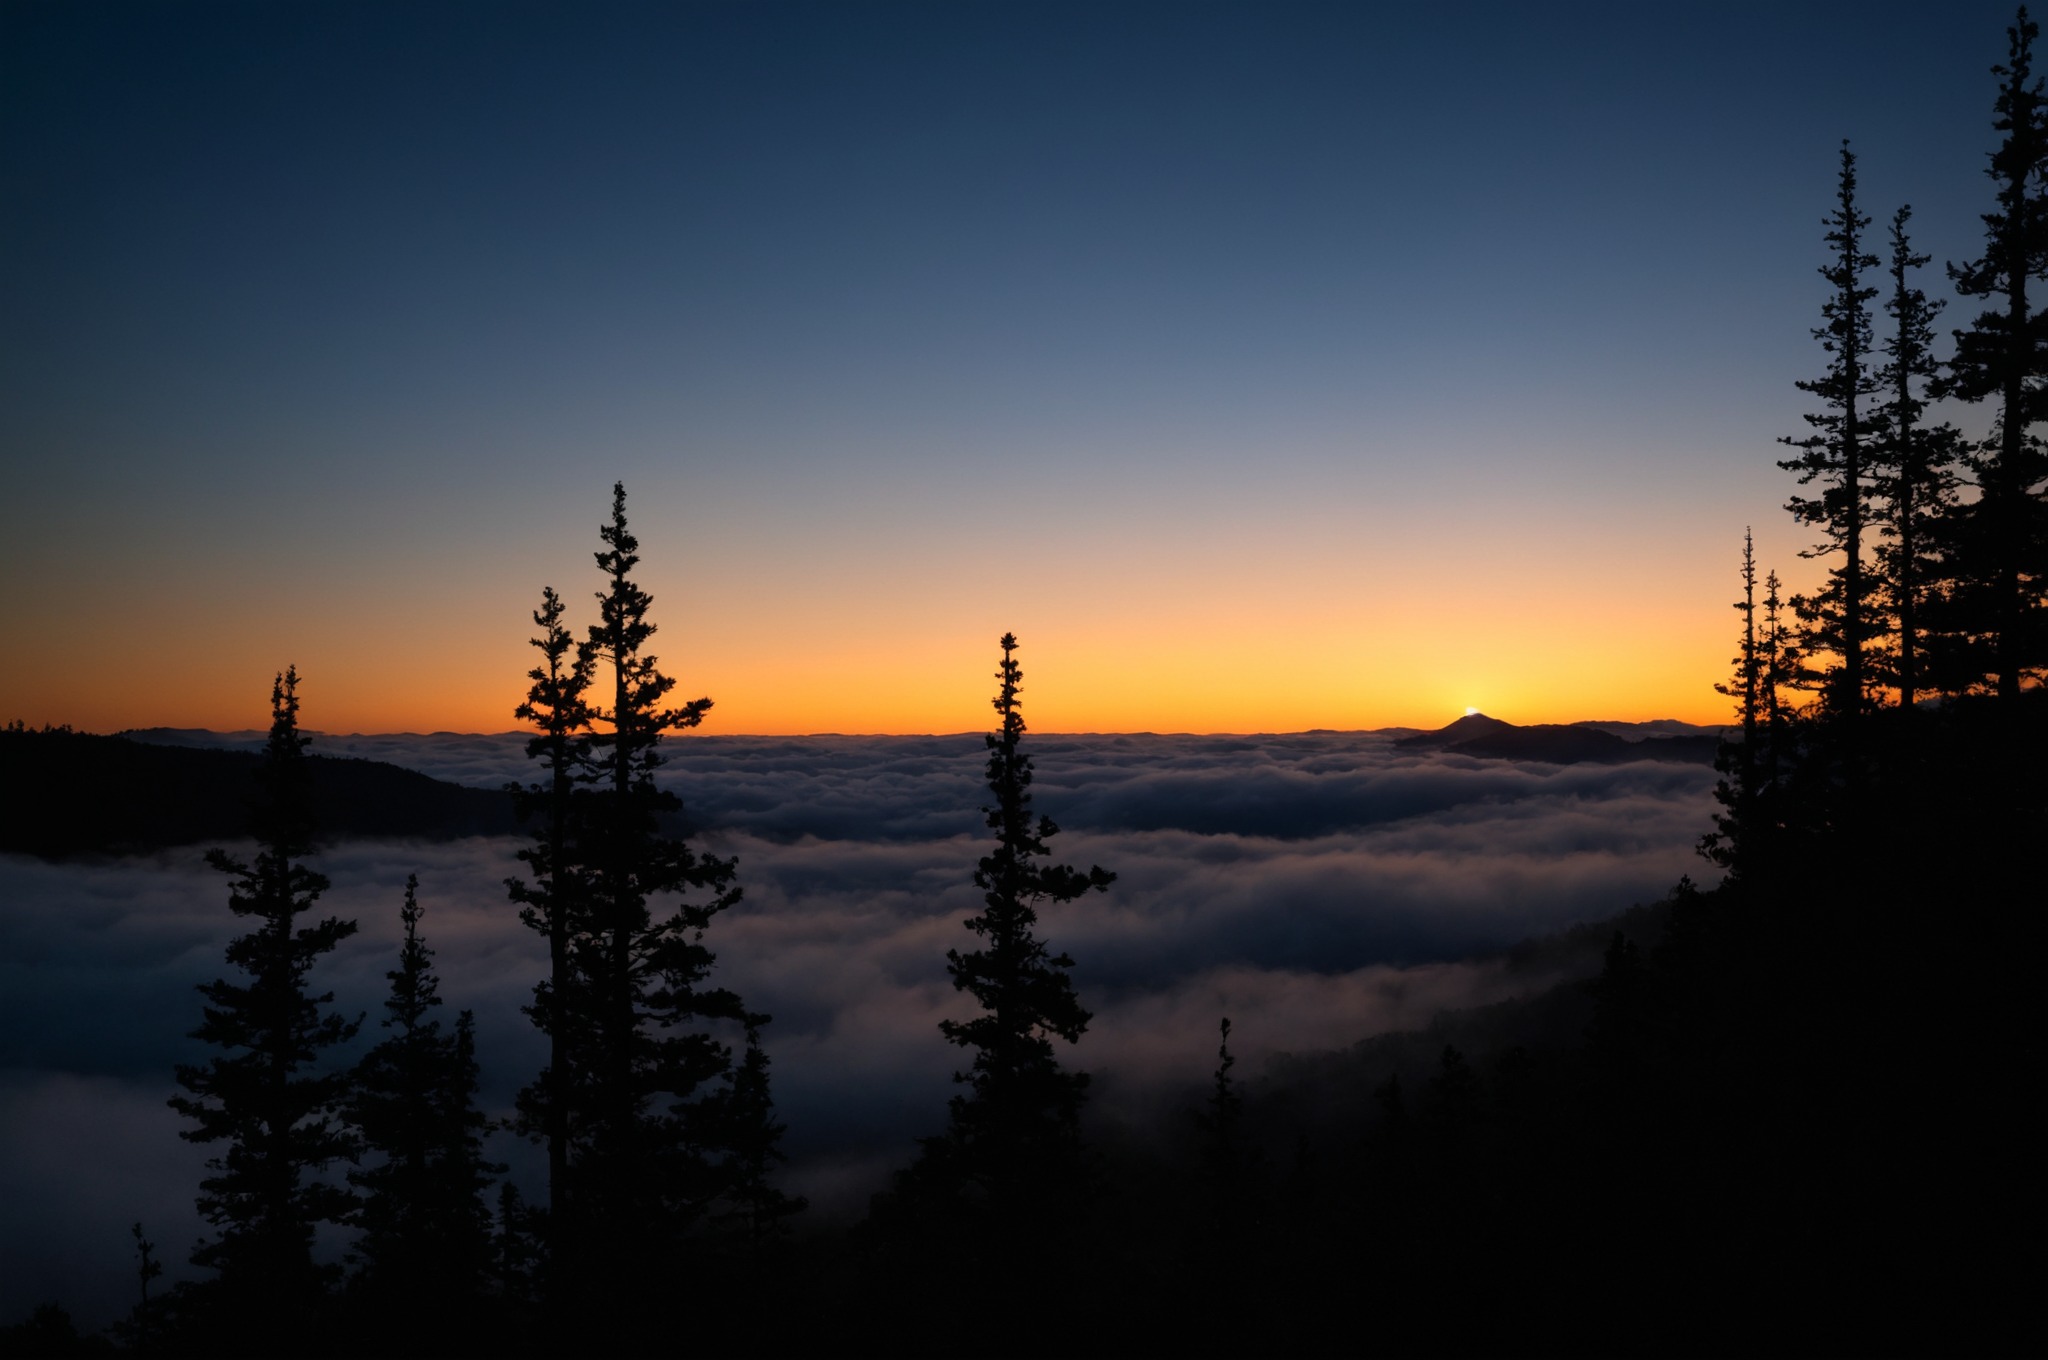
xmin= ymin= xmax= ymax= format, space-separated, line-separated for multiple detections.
xmin=0 ymin=727 xmax=519 ymax=859
xmin=1395 ymin=713 xmax=1722 ymax=766
xmin=115 ymin=726 xmax=272 ymax=750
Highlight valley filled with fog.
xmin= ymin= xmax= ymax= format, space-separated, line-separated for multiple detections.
xmin=0 ymin=727 xmax=1719 ymax=1325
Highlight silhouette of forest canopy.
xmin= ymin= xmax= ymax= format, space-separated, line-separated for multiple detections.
xmin=5 ymin=12 xmax=2045 ymax=1358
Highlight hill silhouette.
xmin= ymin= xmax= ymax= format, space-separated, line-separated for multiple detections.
xmin=0 ymin=727 xmax=518 ymax=858
xmin=1396 ymin=713 xmax=1719 ymax=765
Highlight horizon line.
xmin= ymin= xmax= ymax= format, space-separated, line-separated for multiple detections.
xmin=88 ymin=714 xmax=1731 ymax=742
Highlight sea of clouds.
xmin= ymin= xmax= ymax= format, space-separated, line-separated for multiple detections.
xmin=0 ymin=728 xmax=1721 ymax=1326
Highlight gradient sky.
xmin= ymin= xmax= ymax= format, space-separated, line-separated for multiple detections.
xmin=0 ymin=1 xmax=2026 ymax=734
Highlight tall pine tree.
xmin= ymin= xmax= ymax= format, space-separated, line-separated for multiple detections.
xmin=168 ymin=668 xmax=360 ymax=1347
xmin=506 ymin=585 xmax=595 ymax=1255
xmin=1703 ymin=531 xmax=1763 ymax=871
xmin=508 ymin=484 xmax=789 ymax=1328
xmin=1872 ymin=205 xmax=1960 ymax=710
xmin=927 ymin=633 xmax=1114 ymax=1226
xmin=348 ymin=874 xmax=500 ymax=1338
xmin=709 ymin=1021 xmax=807 ymax=1254
xmin=577 ymin=482 xmax=750 ymax=1255
xmin=1781 ymin=142 xmax=1882 ymax=729
xmin=1760 ymin=569 xmax=1795 ymax=793
xmin=1939 ymin=7 xmax=2048 ymax=703
xmin=1194 ymin=1016 xmax=1249 ymax=1242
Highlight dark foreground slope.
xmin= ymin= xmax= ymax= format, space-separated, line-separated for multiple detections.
xmin=0 ymin=727 xmax=517 ymax=857
xmin=823 ymin=698 xmax=2043 ymax=1360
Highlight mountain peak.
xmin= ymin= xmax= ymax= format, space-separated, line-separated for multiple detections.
xmin=1393 ymin=712 xmax=1518 ymax=748
xmin=1437 ymin=711 xmax=1516 ymax=738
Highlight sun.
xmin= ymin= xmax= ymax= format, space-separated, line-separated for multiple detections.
xmin=1464 ymin=706 xmax=1480 ymax=717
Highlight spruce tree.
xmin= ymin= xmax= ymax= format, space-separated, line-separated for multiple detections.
xmin=348 ymin=875 xmax=500 ymax=1328
xmin=1872 ymin=206 xmax=1961 ymax=710
xmin=1703 ymin=532 xmax=1763 ymax=870
xmin=1939 ymin=7 xmax=2048 ymax=703
xmin=1760 ymin=569 xmax=1795 ymax=794
xmin=509 ymin=484 xmax=789 ymax=1326
xmin=576 ymin=481 xmax=751 ymax=1256
xmin=931 ymin=633 xmax=1114 ymax=1221
xmin=505 ymin=585 xmax=595 ymax=1250
xmin=167 ymin=668 xmax=361 ymax=1344
xmin=710 ymin=1022 xmax=808 ymax=1254
xmin=1194 ymin=1016 xmax=1248 ymax=1240
xmin=122 ymin=1222 xmax=163 ymax=1352
xmin=490 ymin=1184 xmax=541 ymax=1308
xmin=510 ymin=487 xmax=798 ymax=1324
xmin=1780 ymin=142 xmax=1882 ymax=727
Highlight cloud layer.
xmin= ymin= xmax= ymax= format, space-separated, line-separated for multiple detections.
xmin=0 ymin=730 xmax=1718 ymax=1325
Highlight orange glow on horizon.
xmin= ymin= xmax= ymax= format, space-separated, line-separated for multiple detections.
xmin=9 ymin=608 xmax=1738 ymax=738
xmin=6 ymin=486 xmax=1783 ymax=739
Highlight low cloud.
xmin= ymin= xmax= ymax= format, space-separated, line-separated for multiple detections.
xmin=0 ymin=730 xmax=1718 ymax=1326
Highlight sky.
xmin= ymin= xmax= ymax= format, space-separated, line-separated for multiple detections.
xmin=0 ymin=728 xmax=1717 ymax=1324
xmin=0 ymin=0 xmax=2030 ymax=734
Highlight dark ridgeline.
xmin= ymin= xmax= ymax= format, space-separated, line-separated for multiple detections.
xmin=1392 ymin=710 xmax=1722 ymax=764
xmin=0 ymin=726 xmax=518 ymax=859
xmin=504 ymin=483 xmax=798 ymax=1348
xmin=164 ymin=669 xmax=362 ymax=1354
xmin=344 ymin=875 xmax=500 ymax=1351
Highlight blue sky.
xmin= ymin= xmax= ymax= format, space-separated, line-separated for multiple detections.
xmin=0 ymin=1 xmax=2028 ymax=732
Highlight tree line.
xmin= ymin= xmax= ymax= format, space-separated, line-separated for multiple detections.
xmin=72 ymin=482 xmax=1111 ymax=1358
xmin=7 ymin=11 xmax=2043 ymax=1358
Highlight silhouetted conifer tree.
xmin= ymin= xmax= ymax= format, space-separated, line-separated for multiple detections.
xmin=1761 ymin=568 xmax=1795 ymax=788
xmin=1726 ymin=528 xmax=1763 ymax=747
xmin=1193 ymin=1016 xmax=1248 ymax=1238
xmin=501 ymin=481 xmax=790 ymax=1335
xmin=348 ymin=875 xmax=500 ymax=1328
xmin=1703 ymin=543 xmax=1810 ymax=871
xmin=167 ymin=668 xmax=360 ymax=1345
xmin=0 ymin=1305 xmax=96 ymax=1357
xmin=1586 ymin=932 xmax=1652 ymax=1088
xmin=505 ymin=585 xmax=595 ymax=1251
xmin=710 ymin=1022 xmax=808 ymax=1253
xmin=1425 ymin=1046 xmax=1481 ymax=1154
xmin=507 ymin=485 xmax=788 ymax=1331
xmin=1873 ymin=206 xmax=1962 ymax=709
xmin=124 ymin=1222 xmax=162 ymax=1352
xmin=490 ymin=1185 xmax=540 ymax=1307
xmin=923 ymin=633 xmax=1113 ymax=1231
xmin=1939 ymin=8 xmax=2048 ymax=702
xmin=1782 ymin=142 xmax=1883 ymax=729
xmin=1704 ymin=531 xmax=1763 ymax=869
xmin=574 ymin=482 xmax=755 ymax=1264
